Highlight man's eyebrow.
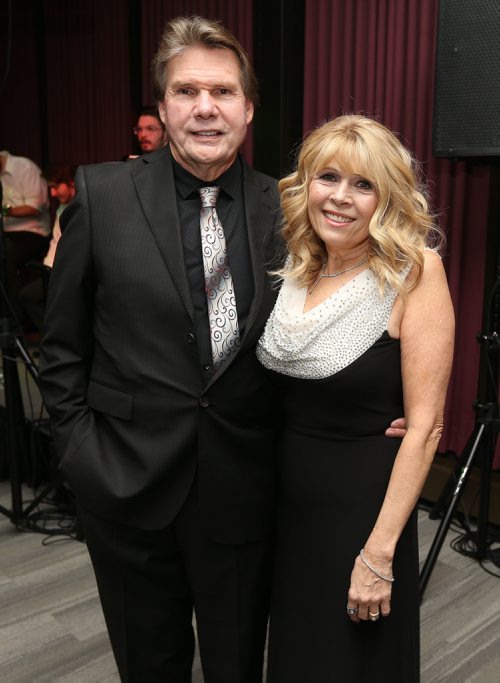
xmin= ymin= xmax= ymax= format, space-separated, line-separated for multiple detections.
xmin=169 ymin=78 xmax=239 ymax=89
xmin=169 ymin=80 xmax=194 ymax=87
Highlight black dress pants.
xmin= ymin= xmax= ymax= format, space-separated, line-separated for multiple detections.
xmin=79 ymin=484 xmax=272 ymax=683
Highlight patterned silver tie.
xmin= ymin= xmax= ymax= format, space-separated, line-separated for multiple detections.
xmin=199 ymin=186 xmax=240 ymax=370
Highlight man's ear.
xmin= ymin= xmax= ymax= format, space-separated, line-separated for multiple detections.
xmin=245 ymin=100 xmax=254 ymax=126
xmin=158 ymin=101 xmax=166 ymax=125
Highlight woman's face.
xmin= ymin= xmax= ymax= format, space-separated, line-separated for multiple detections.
xmin=307 ymin=160 xmax=378 ymax=256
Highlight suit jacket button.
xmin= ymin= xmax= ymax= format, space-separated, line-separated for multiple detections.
xmin=199 ymin=397 xmax=210 ymax=408
xmin=202 ymin=364 xmax=211 ymax=372
xmin=186 ymin=332 xmax=196 ymax=344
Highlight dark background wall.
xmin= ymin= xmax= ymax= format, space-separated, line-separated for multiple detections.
xmin=0 ymin=0 xmax=256 ymax=165
xmin=1 ymin=0 xmax=498 ymax=466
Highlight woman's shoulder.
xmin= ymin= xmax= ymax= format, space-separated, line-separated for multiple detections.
xmin=421 ymin=248 xmax=447 ymax=281
xmin=404 ymin=248 xmax=445 ymax=288
xmin=406 ymin=248 xmax=451 ymax=311
xmin=423 ymin=247 xmax=443 ymax=264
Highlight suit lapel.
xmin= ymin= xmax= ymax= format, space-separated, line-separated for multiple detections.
xmin=131 ymin=149 xmax=194 ymax=320
xmin=242 ymin=161 xmax=279 ymax=341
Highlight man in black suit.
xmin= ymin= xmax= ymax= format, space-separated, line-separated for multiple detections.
xmin=39 ymin=15 xmax=281 ymax=683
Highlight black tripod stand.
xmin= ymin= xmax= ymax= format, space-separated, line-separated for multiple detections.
xmin=0 ymin=309 xmax=34 ymax=524
xmin=0 ymin=189 xmax=78 ymax=535
xmin=419 ymin=241 xmax=500 ymax=600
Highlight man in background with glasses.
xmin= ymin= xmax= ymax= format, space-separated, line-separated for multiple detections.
xmin=132 ymin=106 xmax=168 ymax=155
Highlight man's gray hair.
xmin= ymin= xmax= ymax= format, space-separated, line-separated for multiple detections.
xmin=151 ymin=15 xmax=258 ymax=105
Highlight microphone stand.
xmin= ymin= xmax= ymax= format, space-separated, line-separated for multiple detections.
xmin=0 ymin=180 xmax=31 ymax=523
xmin=0 ymin=181 xmax=76 ymax=534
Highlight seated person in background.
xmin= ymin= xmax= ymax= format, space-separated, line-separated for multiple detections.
xmin=1 ymin=150 xmax=51 ymax=320
xmin=18 ymin=162 xmax=77 ymax=332
xmin=129 ymin=106 xmax=168 ymax=157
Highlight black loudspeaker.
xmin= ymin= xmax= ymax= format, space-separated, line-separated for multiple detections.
xmin=433 ymin=0 xmax=500 ymax=158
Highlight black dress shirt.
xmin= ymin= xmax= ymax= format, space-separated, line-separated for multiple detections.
xmin=173 ymin=156 xmax=254 ymax=375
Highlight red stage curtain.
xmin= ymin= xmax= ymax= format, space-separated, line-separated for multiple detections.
xmin=43 ymin=0 xmax=132 ymax=164
xmin=0 ymin=1 xmax=45 ymax=165
xmin=140 ymin=0 xmax=254 ymax=165
xmin=302 ymin=0 xmax=496 ymax=464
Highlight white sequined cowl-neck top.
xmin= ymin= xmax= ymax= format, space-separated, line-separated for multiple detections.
xmin=256 ymin=267 xmax=407 ymax=380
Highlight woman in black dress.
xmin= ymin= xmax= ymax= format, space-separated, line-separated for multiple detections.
xmin=257 ymin=115 xmax=455 ymax=682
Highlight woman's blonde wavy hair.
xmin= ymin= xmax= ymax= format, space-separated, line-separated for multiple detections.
xmin=277 ymin=114 xmax=443 ymax=297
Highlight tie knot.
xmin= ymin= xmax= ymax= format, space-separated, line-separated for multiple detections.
xmin=199 ymin=186 xmax=220 ymax=208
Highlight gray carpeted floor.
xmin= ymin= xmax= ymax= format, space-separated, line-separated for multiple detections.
xmin=1 ymin=479 xmax=500 ymax=682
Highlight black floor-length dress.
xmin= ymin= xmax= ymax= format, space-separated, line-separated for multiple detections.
xmin=257 ymin=271 xmax=420 ymax=683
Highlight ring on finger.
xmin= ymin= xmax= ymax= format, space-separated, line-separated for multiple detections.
xmin=347 ymin=606 xmax=359 ymax=616
xmin=368 ymin=611 xmax=380 ymax=621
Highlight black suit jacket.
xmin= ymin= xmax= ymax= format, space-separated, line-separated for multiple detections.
xmin=39 ymin=147 xmax=282 ymax=542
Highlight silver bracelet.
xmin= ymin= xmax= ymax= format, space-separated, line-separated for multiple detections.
xmin=359 ymin=548 xmax=394 ymax=582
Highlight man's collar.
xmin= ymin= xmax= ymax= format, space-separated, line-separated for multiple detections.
xmin=172 ymin=156 xmax=241 ymax=200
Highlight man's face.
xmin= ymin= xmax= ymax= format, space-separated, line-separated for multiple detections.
xmin=49 ymin=182 xmax=75 ymax=205
xmin=135 ymin=115 xmax=166 ymax=153
xmin=158 ymin=46 xmax=254 ymax=181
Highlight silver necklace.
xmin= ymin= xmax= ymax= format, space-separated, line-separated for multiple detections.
xmin=308 ymin=256 xmax=369 ymax=295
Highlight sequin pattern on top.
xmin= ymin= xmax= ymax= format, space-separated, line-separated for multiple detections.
xmin=256 ymin=265 xmax=411 ymax=379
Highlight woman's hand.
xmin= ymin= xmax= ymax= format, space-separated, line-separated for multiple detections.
xmin=385 ymin=416 xmax=407 ymax=438
xmin=346 ymin=550 xmax=393 ymax=623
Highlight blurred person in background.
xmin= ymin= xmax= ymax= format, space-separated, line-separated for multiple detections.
xmin=18 ymin=162 xmax=76 ymax=331
xmin=1 ymin=150 xmax=50 ymax=323
xmin=130 ymin=106 xmax=168 ymax=157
